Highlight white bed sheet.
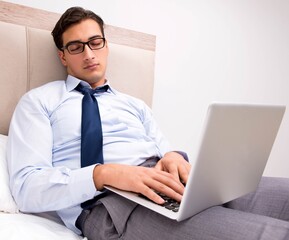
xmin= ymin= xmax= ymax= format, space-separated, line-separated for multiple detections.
xmin=0 ymin=212 xmax=85 ymax=240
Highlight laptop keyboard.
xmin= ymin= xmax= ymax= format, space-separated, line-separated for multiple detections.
xmin=141 ymin=191 xmax=180 ymax=212
xmin=158 ymin=192 xmax=180 ymax=212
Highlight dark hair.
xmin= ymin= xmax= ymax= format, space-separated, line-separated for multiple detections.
xmin=51 ymin=7 xmax=105 ymax=50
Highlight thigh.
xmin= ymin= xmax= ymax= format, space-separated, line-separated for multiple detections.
xmin=82 ymin=202 xmax=119 ymax=240
xmin=123 ymin=205 xmax=289 ymax=240
xmin=82 ymin=193 xmax=138 ymax=240
xmin=226 ymin=176 xmax=289 ymax=221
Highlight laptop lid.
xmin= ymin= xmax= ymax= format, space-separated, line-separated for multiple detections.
xmin=177 ymin=103 xmax=285 ymax=221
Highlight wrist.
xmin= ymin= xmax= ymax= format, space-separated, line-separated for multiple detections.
xmin=163 ymin=151 xmax=189 ymax=162
xmin=173 ymin=151 xmax=189 ymax=161
xmin=93 ymin=164 xmax=106 ymax=191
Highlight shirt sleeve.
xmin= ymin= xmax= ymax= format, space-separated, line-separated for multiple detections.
xmin=7 ymin=91 xmax=98 ymax=213
xmin=141 ymin=103 xmax=172 ymax=156
xmin=141 ymin=102 xmax=189 ymax=161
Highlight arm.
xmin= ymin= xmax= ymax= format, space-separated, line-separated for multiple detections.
xmin=7 ymin=90 xmax=97 ymax=212
xmin=92 ymin=161 xmax=186 ymax=204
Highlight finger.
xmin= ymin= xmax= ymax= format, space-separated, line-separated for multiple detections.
xmin=178 ymin=162 xmax=191 ymax=184
xmin=140 ymin=186 xmax=165 ymax=205
xmin=160 ymin=162 xmax=181 ymax=183
xmin=141 ymin=180 xmax=183 ymax=204
xmin=145 ymin=171 xmax=184 ymax=201
xmin=167 ymin=166 xmax=180 ymax=181
xmin=154 ymin=161 xmax=163 ymax=171
xmin=152 ymin=168 xmax=184 ymax=190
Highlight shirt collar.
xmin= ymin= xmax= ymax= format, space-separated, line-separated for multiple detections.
xmin=65 ymin=75 xmax=115 ymax=94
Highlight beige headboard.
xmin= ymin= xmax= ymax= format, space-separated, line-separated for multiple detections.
xmin=0 ymin=1 xmax=156 ymax=135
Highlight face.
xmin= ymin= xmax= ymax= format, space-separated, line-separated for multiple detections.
xmin=58 ymin=19 xmax=109 ymax=88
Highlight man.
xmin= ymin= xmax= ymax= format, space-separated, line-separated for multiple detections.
xmin=7 ymin=6 xmax=289 ymax=240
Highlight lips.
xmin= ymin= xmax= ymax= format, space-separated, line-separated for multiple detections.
xmin=84 ymin=63 xmax=99 ymax=70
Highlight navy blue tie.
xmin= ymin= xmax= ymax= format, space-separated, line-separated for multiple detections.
xmin=76 ymin=84 xmax=109 ymax=167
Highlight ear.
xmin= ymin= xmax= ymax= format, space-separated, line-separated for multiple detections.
xmin=57 ymin=50 xmax=67 ymax=67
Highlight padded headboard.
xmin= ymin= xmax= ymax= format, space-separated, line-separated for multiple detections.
xmin=0 ymin=1 xmax=156 ymax=135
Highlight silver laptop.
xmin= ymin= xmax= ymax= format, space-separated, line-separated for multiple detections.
xmin=105 ymin=103 xmax=286 ymax=221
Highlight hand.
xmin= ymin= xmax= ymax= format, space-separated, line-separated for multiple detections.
xmin=155 ymin=151 xmax=191 ymax=185
xmin=93 ymin=163 xmax=186 ymax=204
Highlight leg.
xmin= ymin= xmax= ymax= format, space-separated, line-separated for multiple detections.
xmin=123 ymin=205 xmax=289 ymax=240
xmin=82 ymin=192 xmax=289 ymax=240
xmin=226 ymin=176 xmax=289 ymax=221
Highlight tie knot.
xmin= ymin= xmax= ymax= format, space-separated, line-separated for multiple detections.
xmin=76 ymin=84 xmax=109 ymax=96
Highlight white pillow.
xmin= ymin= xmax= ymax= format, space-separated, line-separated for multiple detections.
xmin=0 ymin=213 xmax=85 ymax=240
xmin=0 ymin=134 xmax=18 ymax=213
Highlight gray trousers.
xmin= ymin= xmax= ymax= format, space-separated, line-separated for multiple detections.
xmin=81 ymin=177 xmax=289 ymax=240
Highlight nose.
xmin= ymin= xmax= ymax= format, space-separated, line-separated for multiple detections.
xmin=83 ymin=44 xmax=95 ymax=60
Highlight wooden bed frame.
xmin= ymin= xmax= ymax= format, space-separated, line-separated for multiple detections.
xmin=0 ymin=1 xmax=155 ymax=50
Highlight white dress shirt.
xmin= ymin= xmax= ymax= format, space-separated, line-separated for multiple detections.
xmin=7 ymin=75 xmax=171 ymax=234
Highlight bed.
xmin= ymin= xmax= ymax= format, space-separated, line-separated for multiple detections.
xmin=0 ymin=1 xmax=156 ymax=239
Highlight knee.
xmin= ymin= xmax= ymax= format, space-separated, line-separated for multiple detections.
xmin=225 ymin=176 xmax=289 ymax=221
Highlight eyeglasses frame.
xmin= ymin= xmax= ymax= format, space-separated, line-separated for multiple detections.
xmin=61 ymin=37 xmax=106 ymax=55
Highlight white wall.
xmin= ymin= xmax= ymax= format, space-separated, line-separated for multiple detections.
xmin=5 ymin=0 xmax=289 ymax=178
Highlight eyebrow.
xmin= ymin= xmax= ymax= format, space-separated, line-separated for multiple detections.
xmin=65 ymin=35 xmax=103 ymax=46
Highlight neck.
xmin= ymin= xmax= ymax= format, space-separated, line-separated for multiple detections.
xmin=89 ymin=79 xmax=106 ymax=89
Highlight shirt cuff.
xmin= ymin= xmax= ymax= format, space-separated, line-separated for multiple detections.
xmin=69 ymin=165 xmax=98 ymax=205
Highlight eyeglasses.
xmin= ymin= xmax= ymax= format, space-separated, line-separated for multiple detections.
xmin=61 ymin=37 xmax=106 ymax=55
